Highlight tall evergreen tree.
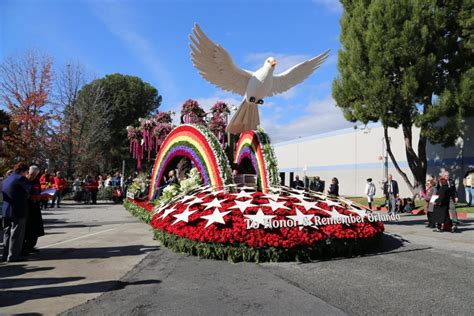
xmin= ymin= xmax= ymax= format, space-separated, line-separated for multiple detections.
xmin=75 ymin=74 xmax=162 ymax=173
xmin=333 ymin=0 xmax=473 ymax=194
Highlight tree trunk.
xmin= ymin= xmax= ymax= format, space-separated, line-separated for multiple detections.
xmin=384 ymin=125 xmax=427 ymax=198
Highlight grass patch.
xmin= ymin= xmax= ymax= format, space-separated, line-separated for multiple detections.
xmin=346 ymin=197 xmax=473 ymax=213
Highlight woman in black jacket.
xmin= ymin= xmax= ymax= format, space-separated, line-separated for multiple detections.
xmin=328 ymin=177 xmax=339 ymax=196
xmin=432 ymin=177 xmax=451 ymax=232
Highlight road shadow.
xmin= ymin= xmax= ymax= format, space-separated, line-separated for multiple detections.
xmin=0 ymin=264 xmax=54 ymax=278
xmin=307 ymin=233 xmax=430 ymax=264
xmin=364 ymin=233 xmax=432 ymax=256
xmin=42 ymin=218 xmax=101 ymax=229
xmin=0 ymin=276 xmax=85 ymax=289
xmin=0 ymin=279 xmax=161 ymax=308
xmin=28 ymin=245 xmax=160 ymax=261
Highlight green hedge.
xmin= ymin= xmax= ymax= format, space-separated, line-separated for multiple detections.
xmin=153 ymin=229 xmax=382 ymax=263
xmin=123 ymin=199 xmax=153 ymax=224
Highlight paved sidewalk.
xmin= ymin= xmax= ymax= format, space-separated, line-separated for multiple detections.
xmin=382 ymin=211 xmax=474 ymax=254
xmin=0 ymin=201 xmax=158 ymax=315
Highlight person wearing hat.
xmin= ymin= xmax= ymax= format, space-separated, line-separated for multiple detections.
xmin=365 ymin=178 xmax=376 ymax=210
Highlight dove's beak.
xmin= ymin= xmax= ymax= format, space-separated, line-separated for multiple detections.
xmin=270 ymin=60 xmax=277 ymax=67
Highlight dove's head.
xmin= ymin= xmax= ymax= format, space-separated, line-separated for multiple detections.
xmin=265 ymin=57 xmax=277 ymax=69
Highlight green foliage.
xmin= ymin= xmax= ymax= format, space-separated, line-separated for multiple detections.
xmin=178 ymin=167 xmax=202 ymax=194
xmin=125 ymin=199 xmax=382 ymax=262
xmin=154 ymin=229 xmax=382 ymax=263
xmin=75 ymin=73 xmax=161 ymax=173
xmin=128 ymin=173 xmax=149 ymax=199
xmin=153 ymin=167 xmax=202 ymax=207
xmin=256 ymin=127 xmax=280 ymax=187
xmin=123 ymin=199 xmax=153 ymax=224
xmin=334 ymin=0 xmax=473 ymax=143
xmin=334 ymin=0 xmax=473 ymax=191
xmin=97 ymin=186 xmax=114 ymax=201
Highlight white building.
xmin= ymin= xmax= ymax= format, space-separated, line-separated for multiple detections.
xmin=273 ymin=118 xmax=474 ymax=199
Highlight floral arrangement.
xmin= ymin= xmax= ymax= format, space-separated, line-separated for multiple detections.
xmin=127 ymin=112 xmax=175 ymax=169
xmin=124 ymin=199 xmax=153 ymax=223
xmin=181 ymin=99 xmax=206 ymax=125
xmin=256 ymin=128 xmax=280 ymax=187
xmin=127 ymin=126 xmax=144 ymax=170
xmin=153 ymin=167 xmax=202 ymax=208
xmin=179 ymin=167 xmax=202 ymax=194
xmin=193 ymin=124 xmax=233 ymax=186
xmin=209 ymin=101 xmax=230 ymax=148
xmin=128 ymin=100 xmax=232 ymax=168
xmin=127 ymin=173 xmax=150 ymax=200
xmin=125 ymin=187 xmax=384 ymax=262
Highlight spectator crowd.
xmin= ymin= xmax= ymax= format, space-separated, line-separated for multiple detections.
xmin=1 ymin=164 xmax=127 ymax=263
xmin=291 ymin=170 xmax=472 ymax=234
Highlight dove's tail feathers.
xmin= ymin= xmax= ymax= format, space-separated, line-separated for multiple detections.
xmin=226 ymin=100 xmax=260 ymax=135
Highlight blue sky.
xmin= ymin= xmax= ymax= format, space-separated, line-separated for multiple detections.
xmin=0 ymin=0 xmax=353 ymax=142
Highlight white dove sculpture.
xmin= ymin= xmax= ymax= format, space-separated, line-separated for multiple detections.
xmin=189 ymin=23 xmax=330 ymax=134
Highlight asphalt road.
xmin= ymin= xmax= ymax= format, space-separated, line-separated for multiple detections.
xmin=64 ymin=217 xmax=474 ymax=316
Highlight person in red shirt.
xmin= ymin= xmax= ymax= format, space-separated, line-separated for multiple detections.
xmin=89 ymin=176 xmax=99 ymax=204
xmin=51 ymin=171 xmax=67 ymax=208
xmin=39 ymin=169 xmax=53 ymax=209
xmin=113 ymin=186 xmax=123 ymax=204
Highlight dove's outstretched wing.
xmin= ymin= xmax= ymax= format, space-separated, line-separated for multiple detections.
xmin=270 ymin=50 xmax=330 ymax=96
xmin=190 ymin=24 xmax=252 ymax=96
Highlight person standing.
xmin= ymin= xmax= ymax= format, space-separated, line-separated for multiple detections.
xmin=328 ymin=177 xmax=339 ymax=196
xmin=51 ymin=171 xmax=67 ymax=208
xmin=364 ymin=178 xmax=376 ymax=210
xmin=39 ymin=169 xmax=53 ymax=209
xmin=2 ymin=163 xmax=31 ymax=262
xmin=310 ymin=176 xmax=325 ymax=193
xmin=23 ymin=165 xmax=45 ymax=254
xmin=420 ymin=178 xmax=437 ymax=228
xmin=463 ymin=170 xmax=473 ymax=206
xmin=432 ymin=177 xmax=451 ymax=232
xmin=90 ymin=175 xmax=99 ymax=204
xmin=292 ymin=175 xmax=304 ymax=189
xmin=441 ymin=171 xmax=458 ymax=232
xmin=383 ymin=175 xmax=399 ymax=216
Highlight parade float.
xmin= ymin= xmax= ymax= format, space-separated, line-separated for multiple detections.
xmin=124 ymin=24 xmax=384 ymax=262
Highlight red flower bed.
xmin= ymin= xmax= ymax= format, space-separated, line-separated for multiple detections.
xmin=129 ymin=198 xmax=154 ymax=212
xmin=147 ymin=191 xmax=384 ymax=250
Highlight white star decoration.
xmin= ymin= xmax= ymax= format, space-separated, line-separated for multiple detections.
xmin=286 ymin=209 xmax=314 ymax=230
xmin=291 ymin=188 xmax=306 ymax=195
xmin=159 ymin=204 xmax=179 ymax=219
xmin=203 ymin=197 xmax=223 ymax=210
xmin=180 ymin=195 xmax=197 ymax=203
xmin=244 ymin=208 xmax=276 ymax=227
xmin=201 ymin=208 xmax=231 ymax=228
xmin=172 ymin=206 xmax=197 ymax=225
xmin=324 ymin=207 xmax=349 ymax=220
xmin=264 ymin=193 xmax=286 ymax=202
xmin=294 ymin=199 xmax=325 ymax=212
xmin=348 ymin=207 xmax=367 ymax=219
xmin=261 ymin=199 xmax=291 ymax=212
xmin=240 ymin=185 xmax=256 ymax=191
xmin=186 ymin=196 xmax=204 ymax=205
xmin=229 ymin=199 xmax=257 ymax=213
xmin=325 ymin=200 xmax=342 ymax=208
xmin=234 ymin=190 xmax=254 ymax=199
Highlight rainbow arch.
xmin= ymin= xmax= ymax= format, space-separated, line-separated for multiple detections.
xmin=234 ymin=129 xmax=279 ymax=193
xmin=148 ymin=124 xmax=232 ymax=200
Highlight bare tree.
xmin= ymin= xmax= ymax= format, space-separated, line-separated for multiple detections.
xmin=53 ymin=62 xmax=88 ymax=176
